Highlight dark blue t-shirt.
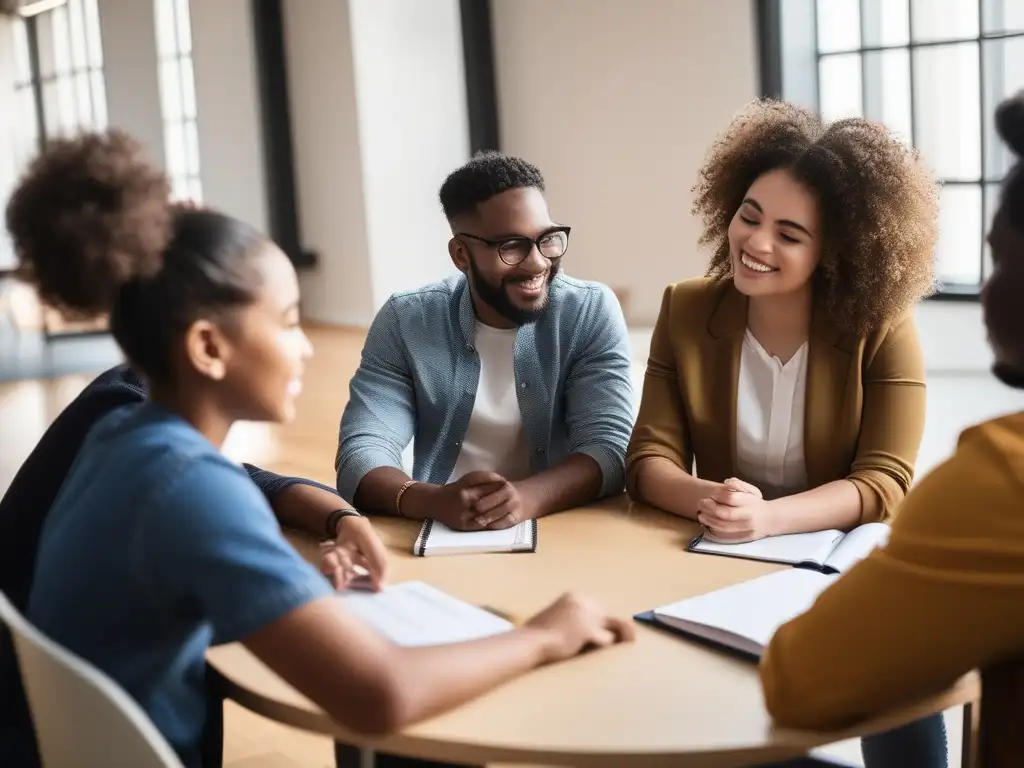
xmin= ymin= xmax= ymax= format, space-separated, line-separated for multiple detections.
xmin=26 ymin=403 xmax=333 ymax=767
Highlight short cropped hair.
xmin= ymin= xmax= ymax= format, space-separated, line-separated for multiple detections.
xmin=439 ymin=151 xmax=545 ymax=222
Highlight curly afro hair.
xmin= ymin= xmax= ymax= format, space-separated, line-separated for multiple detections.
xmin=439 ymin=151 xmax=545 ymax=222
xmin=692 ymin=99 xmax=940 ymax=334
xmin=6 ymin=130 xmax=267 ymax=383
xmin=6 ymin=129 xmax=172 ymax=318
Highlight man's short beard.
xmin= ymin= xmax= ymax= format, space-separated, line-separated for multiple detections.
xmin=466 ymin=257 xmax=560 ymax=326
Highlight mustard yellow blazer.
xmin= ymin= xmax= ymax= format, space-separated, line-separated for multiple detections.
xmin=625 ymin=277 xmax=927 ymax=523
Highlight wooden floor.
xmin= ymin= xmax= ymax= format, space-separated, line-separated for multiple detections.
xmin=0 ymin=326 xmax=366 ymax=768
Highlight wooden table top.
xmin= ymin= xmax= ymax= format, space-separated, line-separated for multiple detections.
xmin=206 ymin=495 xmax=978 ymax=767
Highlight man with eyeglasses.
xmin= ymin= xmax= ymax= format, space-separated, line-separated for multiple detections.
xmin=335 ymin=151 xmax=634 ymax=535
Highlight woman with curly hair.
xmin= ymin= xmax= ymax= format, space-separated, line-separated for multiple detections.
xmin=625 ymin=99 xmax=945 ymax=766
xmin=7 ymin=130 xmax=633 ymax=767
xmin=762 ymin=90 xmax=1024 ymax=768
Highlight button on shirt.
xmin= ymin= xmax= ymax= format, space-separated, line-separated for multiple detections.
xmin=735 ymin=330 xmax=809 ymax=499
xmin=335 ymin=273 xmax=635 ymax=500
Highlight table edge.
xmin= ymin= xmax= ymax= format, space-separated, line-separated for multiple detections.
xmin=208 ymin=658 xmax=979 ymax=767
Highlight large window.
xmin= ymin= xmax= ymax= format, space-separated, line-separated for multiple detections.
xmin=2 ymin=0 xmax=106 ymax=273
xmin=776 ymin=0 xmax=1024 ymax=296
xmin=3 ymin=0 xmax=109 ymax=334
xmin=9 ymin=0 xmax=106 ymax=155
xmin=154 ymin=0 xmax=202 ymax=203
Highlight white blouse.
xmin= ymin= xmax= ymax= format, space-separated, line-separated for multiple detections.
xmin=735 ymin=330 xmax=809 ymax=499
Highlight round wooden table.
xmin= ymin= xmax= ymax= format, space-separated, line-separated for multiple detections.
xmin=206 ymin=496 xmax=978 ymax=767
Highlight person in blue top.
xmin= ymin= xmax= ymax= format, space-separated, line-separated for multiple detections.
xmin=337 ymin=152 xmax=635 ymax=532
xmin=0 ymin=363 xmax=391 ymax=768
xmin=5 ymin=130 xmax=633 ymax=768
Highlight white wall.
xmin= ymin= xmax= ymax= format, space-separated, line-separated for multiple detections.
xmin=189 ymin=0 xmax=268 ymax=234
xmin=283 ymin=0 xmax=374 ymax=327
xmin=98 ymin=0 xmax=164 ymax=169
xmin=915 ymin=301 xmax=990 ymax=374
xmin=349 ymin=0 xmax=470 ymax=310
xmin=282 ymin=0 xmax=470 ymax=325
xmin=491 ymin=0 xmax=760 ymax=325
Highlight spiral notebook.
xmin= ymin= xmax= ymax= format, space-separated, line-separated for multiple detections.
xmin=413 ymin=518 xmax=538 ymax=557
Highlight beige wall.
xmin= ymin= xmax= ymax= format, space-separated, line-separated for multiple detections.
xmin=491 ymin=0 xmax=759 ymax=324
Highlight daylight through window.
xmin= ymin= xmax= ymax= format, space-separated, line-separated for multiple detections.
xmin=813 ymin=0 xmax=1024 ymax=294
xmin=155 ymin=0 xmax=202 ymax=203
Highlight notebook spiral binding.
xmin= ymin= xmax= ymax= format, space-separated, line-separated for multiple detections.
xmin=413 ymin=518 xmax=434 ymax=557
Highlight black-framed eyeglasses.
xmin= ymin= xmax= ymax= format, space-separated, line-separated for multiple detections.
xmin=456 ymin=226 xmax=571 ymax=266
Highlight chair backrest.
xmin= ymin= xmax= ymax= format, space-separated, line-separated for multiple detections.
xmin=0 ymin=591 xmax=184 ymax=768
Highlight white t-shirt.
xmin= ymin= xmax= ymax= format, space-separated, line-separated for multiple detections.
xmin=448 ymin=322 xmax=532 ymax=483
xmin=735 ymin=329 xmax=809 ymax=499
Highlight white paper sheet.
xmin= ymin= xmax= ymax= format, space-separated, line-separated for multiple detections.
xmin=823 ymin=522 xmax=890 ymax=573
xmin=653 ymin=569 xmax=837 ymax=654
xmin=339 ymin=581 xmax=513 ymax=646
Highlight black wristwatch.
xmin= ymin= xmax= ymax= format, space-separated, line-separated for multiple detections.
xmin=325 ymin=508 xmax=361 ymax=539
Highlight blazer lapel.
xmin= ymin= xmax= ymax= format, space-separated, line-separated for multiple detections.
xmin=803 ymin=301 xmax=852 ymax=488
xmin=705 ymin=283 xmax=747 ymax=480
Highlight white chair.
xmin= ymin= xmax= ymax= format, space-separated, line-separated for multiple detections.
xmin=0 ymin=591 xmax=184 ymax=767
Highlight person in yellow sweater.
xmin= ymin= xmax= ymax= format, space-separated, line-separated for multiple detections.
xmin=760 ymin=91 xmax=1024 ymax=768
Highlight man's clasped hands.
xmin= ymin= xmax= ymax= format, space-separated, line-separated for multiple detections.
xmin=323 ymin=470 xmax=787 ymax=595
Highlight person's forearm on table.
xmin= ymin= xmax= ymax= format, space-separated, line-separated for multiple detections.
xmin=380 ymin=627 xmax=560 ymax=729
xmin=270 ymin=482 xmax=356 ymax=537
xmin=354 ymin=466 xmax=422 ymax=517
xmin=245 ymin=463 xmax=356 ymax=536
xmin=633 ymin=457 xmax=721 ymax=520
xmin=766 ymin=480 xmax=862 ymax=536
xmin=515 ymin=453 xmax=603 ymax=518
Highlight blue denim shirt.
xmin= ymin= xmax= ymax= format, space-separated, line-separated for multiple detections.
xmin=336 ymin=273 xmax=634 ymax=502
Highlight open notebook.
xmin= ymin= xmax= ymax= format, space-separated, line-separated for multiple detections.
xmin=338 ymin=580 xmax=513 ymax=646
xmin=687 ymin=521 xmax=890 ymax=574
xmin=636 ymin=568 xmax=837 ymax=660
xmin=413 ymin=518 xmax=537 ymax=557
